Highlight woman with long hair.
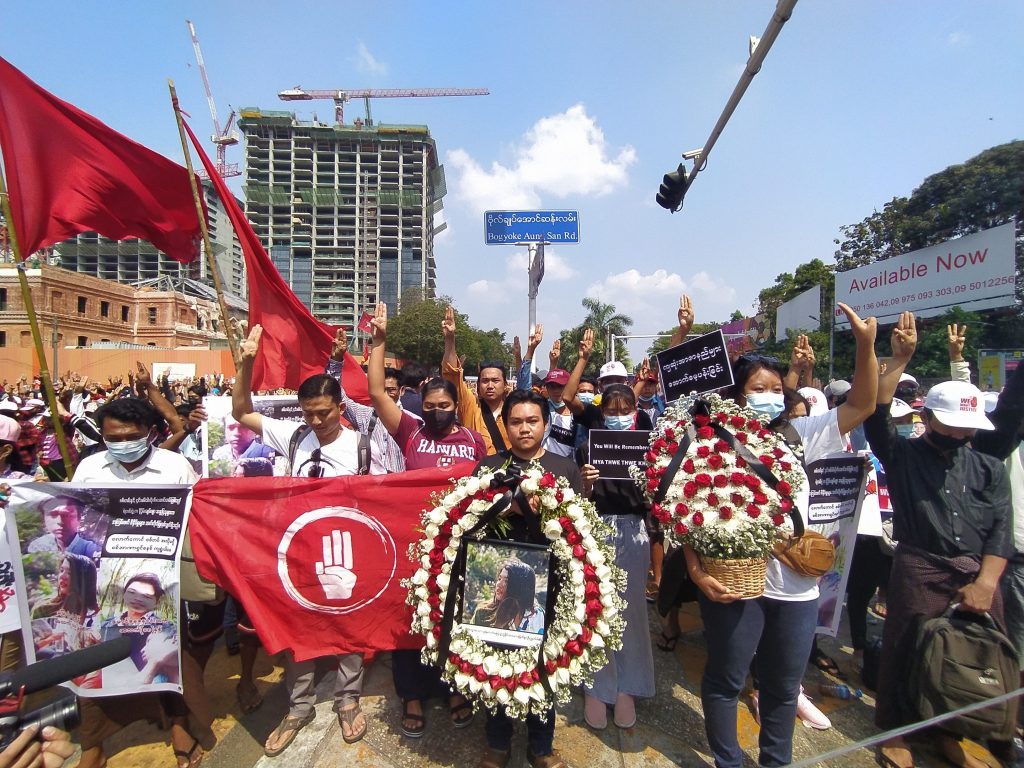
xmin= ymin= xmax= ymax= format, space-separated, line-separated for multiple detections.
xmin=472 ymin=559 xmax=541 ymax=631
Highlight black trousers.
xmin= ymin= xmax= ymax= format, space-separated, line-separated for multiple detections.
xmin=845 ymin=535 xmax=892 ymax=651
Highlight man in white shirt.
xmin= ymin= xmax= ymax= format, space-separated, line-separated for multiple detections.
xmin=232 ymin=324 xmax=369 ymax=755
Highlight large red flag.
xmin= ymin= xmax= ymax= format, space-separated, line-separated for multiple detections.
xmin=182 ymin=118 xmax=369 ymax=397
xmin=189 ymin=466 xmax=472 ymax=661
xmin=0 ymin=57 xmax=202 ymax=263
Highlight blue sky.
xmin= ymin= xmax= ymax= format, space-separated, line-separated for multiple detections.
xmin=3 ymin=2 xmax=1022 ymax=360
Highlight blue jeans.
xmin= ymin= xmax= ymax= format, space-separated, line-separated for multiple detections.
xmin=698 ymin=594 xmax=818 ymax=768
xmin=485 ymin=706 xmax=554 ymax=756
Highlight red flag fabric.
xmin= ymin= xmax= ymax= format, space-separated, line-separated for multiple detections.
xmin=357 ymin=311 xmax=374 ymax=335
xmin=181 ymin=119 xmax=369 ymax=398
xmin=0 ymin=57 xmax=202 ymax=263
xmin=188 ymin=466 xmax=472 ymax=661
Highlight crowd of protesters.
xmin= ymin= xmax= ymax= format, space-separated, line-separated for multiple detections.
xmin=0 ymin=297 xmax=1021 ymax=768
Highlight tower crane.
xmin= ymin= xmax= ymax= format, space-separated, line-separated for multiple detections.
xmin=186 ymin=20 xmax=240 ymax=178
xmin=277 ymin=86 xmax=489 ymax=125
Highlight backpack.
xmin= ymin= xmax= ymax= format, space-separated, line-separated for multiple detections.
xmin=909 ymin=605 xmax=1019 ymax=741
xmin=287 ymin=417 xmax=373 ymax=476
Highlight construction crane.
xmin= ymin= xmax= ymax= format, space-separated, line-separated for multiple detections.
xmin=278 ymin=87 xmax=489 ymax=125
xmin=186 ymin=20 xmax=240 ymax=178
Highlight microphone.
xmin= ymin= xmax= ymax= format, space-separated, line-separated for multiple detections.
xmin=0 ymin=636 xmax=133 ymax=698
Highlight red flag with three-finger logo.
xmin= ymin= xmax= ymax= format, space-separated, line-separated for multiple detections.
xmin=188 ymin=466 xmax=472 ymax=661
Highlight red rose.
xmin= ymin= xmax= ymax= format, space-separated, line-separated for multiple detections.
xmin=440 ymin=520 xmax=453 ymax=535
xmin=707 ymin=454 xmax=724 ymax=470
xmin=776 ymin=480 xmax=792 ymax=495
xmin=519 ymin=672 xmax=534 ymax=688
xmin=736 ymin=432 xmax=748 ymax=444
xmin=667 ymin=442 xmax=680 ymax=455
xmin=697 ymin=426 xmax=714 ymax=440
xmin=674 ymin=502 xmax=689 ymax=517
xmin=645 ymin=450 xmax=658 ymax=463
xmin=566 ymin=531 xmax=582 ymax=545
xmin=545 ymin=660 xmax=558 ymax=675
xmin=645 ymin=466 xmax=658 ymax=479
xmin=647 ymin=479 xmax=660 ymax=492
xmin=696 ymin=445 xmax=711 ymax=458
xmin=714 ymin=440 xmax=730 ymax=453
xmin=652 ymin=439 xmax=668 ymax=452
xmin=747 ymin=419 xmax=761 ymax=431
xmin=475 ymin=666 xmax=489 ymax=681
xmin=432 ymin=625 xmax=442 ymax=639
xmin=695 ymin=473 xmax=712 ymax=487
xmin=744 ymin=475 xmax=761 ymax=490
xmin=565 ymin=640 xmax=584 ymax=657
xmin=716 ymin=412 xmax=729 ymax=424
xmin=771 ymin=514 xmax=785 ymax=526
xmin=753 ymin=492 xmax=769 ymax=505
xmin=759 ymin=455 xmax=774 ymax=469
xmin=692 ymin=511 xmax=705 ymax=526
xmin=584 ymin=564 xmax=597 ymax=579
xmin=683 ymin=459 xmax=695 ymax=473
xmin=655 ymin=507 xmax=671 ymax=523
xmin=780 ymin=498 xmax=794 ymax=513
xmin=694 ymin=414 xmax=710 ymax=427
xmin=559 ymin=516 xmax=573 ymax=531
xmin=489 ymin=676 xmax=505 ymax=691
xmin=572 ymin=544 xmax=586 ymax=559
xmin=664 ymin=427 xmax=677 ymax=440
xmin=706 ymin=493 xmax=719 ymax=507
xmin=746 ymin=504 xmax=761 ymax=518
xmin=539 ymin=472 xmax=557 ymax=488
xmin=427 ymin=594 xmax=440 ymax=608
xmin=773 ymin=447 xmax=786 ymax=459
xmin=730 ymin=492 xmax=744 ymax=506
xmin=429 ymin=609 xmax=442 ymax=623
xmin=736 ymin=456 xmax=747 ymax=467
xmin=555 ymin=490 xmax=564 ymax=503
xmin=731 ymin=415 xmax=747 ymax=428
xmin=580 ymin=626 xmax=594 ymax=644
xmin=683 ymin=481 xmax=698 ymax=498
xmin=758 ymin=429 xmax=773 ymax=440
xmin=584 ymin=582 xmax=600 ymax=599
xmin=713 ymin=474 xmax=729 ymax=488
xmin=428 ymin=549 xmax=445 ymax=567
xmin=586 ymin=598 xmax=603 ymax=616
xmin=730 ymin=472 xmax=747 ymax=485
xmin=674 ymin=522 xmax=689 ymax=535
xmin=780 ymin=461 xmax=792 ymax=471
xmin=719 ymin=506 xmax=733 ymax=520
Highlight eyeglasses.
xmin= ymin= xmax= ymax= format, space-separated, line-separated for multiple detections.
xmin=737 ymin=353 xmax=780 ymax=366
xmin=306 ymin=448 xmax=324 ymax=478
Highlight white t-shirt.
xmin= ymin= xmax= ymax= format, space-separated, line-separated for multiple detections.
xmin=543 ymin=409 xmax=576 ymax=458
xmin=73 ymin=447 xmax=199 ymax=484
xmin=260 ymin=416 xmax=360 ymax=478
xmin=763 ymin=409 xmax=846 ymax=602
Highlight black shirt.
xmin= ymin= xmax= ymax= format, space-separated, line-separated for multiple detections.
xmin=863 ymin=402 xmax=1011 ymax=559
xmin=574 ymin=408 xmax=653 ymax=518
xmin=475 ymin=450 xmax=583 ymax=545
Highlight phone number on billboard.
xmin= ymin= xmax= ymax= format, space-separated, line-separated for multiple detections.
xmin=842 ymin=275 xmax=1014 ymax=314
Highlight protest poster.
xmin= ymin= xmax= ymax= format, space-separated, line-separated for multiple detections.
xmin=655 ymin=330 xmax=733 ymax=403
xmin=804 ymin=456 xmax=867 ymax=636
xmin=6 ymin=483 xmax=189 ymax=697
xmin=202 ymin=395 xmax=302 ymax=478
xmin=0 ymin=508 xmax=22 ymax=635
xmin=587 ymin=429 xmax=651 ymax=481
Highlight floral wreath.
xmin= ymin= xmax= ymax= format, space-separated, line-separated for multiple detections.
xmin=406 ymin=462 xmax=626 ymax=720
xmin=629 ymin=392 xmax=806 ymax=559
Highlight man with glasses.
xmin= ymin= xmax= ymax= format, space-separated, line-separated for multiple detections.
xmin=232 ymin=325 xmax=372 ymax=755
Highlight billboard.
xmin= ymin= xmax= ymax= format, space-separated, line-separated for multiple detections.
xmin=833 ymin=223 xmax=1016 ymax=329
xmin=776 ymin=285 xmax=821 ymax=341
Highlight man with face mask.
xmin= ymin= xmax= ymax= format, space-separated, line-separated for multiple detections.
xmin=864 ymin=312 xmax=1012 ymax=768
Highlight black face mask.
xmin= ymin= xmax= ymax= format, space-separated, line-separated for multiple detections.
xmin=423 ymin=409 xmax=457 ymax=436
xmin=927 ymin=431 xmax=970 ymax=452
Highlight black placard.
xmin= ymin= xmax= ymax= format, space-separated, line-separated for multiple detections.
xmin=805 ymin=456 xmax=867 ymax=523
xmin=655 ymin=329 xmax=733 ymax=402
xmin=587 ymin=429 xmax=651 ymax=481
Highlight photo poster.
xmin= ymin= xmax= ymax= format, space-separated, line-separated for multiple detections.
xmin=6 ymin=482 xmax=190 ymax=697
xmin=588 ymin=429 xmax=651 ymax=481
xmin=0 ymin=494 xmax=24 ymax=634
xmin=655 ymin=329 xmax=734 ymax=403
xmin=460 ymin=539 xmax=550 ymax=649
xmin=805 ymin=455 xmax=868 ymax=636
xmin=202 ymin=395 xmax=302 ymax=478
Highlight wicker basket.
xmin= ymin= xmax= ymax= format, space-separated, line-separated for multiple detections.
xmin=699 ymin=555 xmax=768 ymax=599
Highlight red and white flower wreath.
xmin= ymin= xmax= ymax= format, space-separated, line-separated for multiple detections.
xmin=407 ymin=462 xmax=626 ymax=720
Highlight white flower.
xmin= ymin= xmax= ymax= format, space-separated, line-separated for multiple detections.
xmin=595 ymin=619 xmax=610 ymax=636
xmin=410 ymin=570 xmax=428 ymax=585
xmin=541 ymin=493 xmax=558 ymax=510
xmin=443 ymin=545 xmax=458 ymax=561
xmin=543 ymin=519 xmax=563 ymax=540
xmin=450 ymin=524 xmax=463 ymax=538
xmin=414 ymin=586 xmax=428 ymax=601
xmin=464 ymin=477 xmax=481 ymax=495
xmin=554 ymin=666 xmax=570 ymax=687
xmin=569 ymin=569 xmax=585 ymax=586
xmin=513 ymin=687 xmax=531 ymax=705
xmin=425 ymin=633 xmax=437 ymax=649
xmin=428 ymin=508 xmax=447 ymax=525
xmin=574 ymin=603 xmax=586 ymax=623
xmin=590 ymin=633 xmax=605 ymax=648
xmin=601 ymin=594 xmax=615 ymax=608
xmin=496 ymin=688 xmax=511 ymax=705
xmin=482 ymin=656 xmax=500 ymax=675
xmin=454 ymin=672 xmax=472 ymax=689
xmin=468 ymin=677 xmax=483 ymax=695
xmin=576 ymin=518 xmax=592 ymax=537
xmin=513 ymin=661 xmax=528 ymax=675
xmin=416 ymin=603 xmax=431 ymax=617
xmin=582 ymin=535 xmax=598 ymax=551
xmin=419 ymin=540 xmax=434 ymax=554
xmin=595 ymin=564 xmax=612 ymax=581
xmin=499 ymin=663 xmax=513 ymax=678
xmin=566 ymin=503 xmax=583 ymax=521
xmin=587 ymin=550 xmax=606 ymax=567
xmin=436 ymin=572 xmax=450 ymax=591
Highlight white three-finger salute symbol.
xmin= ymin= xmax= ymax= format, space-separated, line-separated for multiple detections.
xmin=316 ymin=530 xmax=356 ymax=599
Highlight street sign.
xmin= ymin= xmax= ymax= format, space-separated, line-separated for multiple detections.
xmin=484 ymin=210 xmax=580 ymax=245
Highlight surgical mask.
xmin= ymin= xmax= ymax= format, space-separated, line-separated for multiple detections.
xmin=548 ymin=399 xmax=565 ymax=410
xmin=423 ymin=409 xmax=457 ymax=435
xmin=895 ymin=424 xmax=915 ymax=438
xmin=927 ymin=431 xmax=970 ymax=452
xmin=745 ymin=392 xmax=785 ymax=421
xmin=577 ymin=392 xmax=595 ymax=406
xmin=105 ymin=437 xmax=151 ymax=464
xmin=638 ymin=394 xmax=655 ymax=404
xmin=605 ymin=414 xmax=634 ymax=431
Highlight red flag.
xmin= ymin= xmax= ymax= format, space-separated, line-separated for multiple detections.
xmin=181 ymin=119 xmax=369 ymax=398
xmin=357 ymin=311 xmax=374 ymax=335
xmin=189 ymin=466 xmax=472 ymax=661
xmin=0 ymin=57 xmax=202 ymax=263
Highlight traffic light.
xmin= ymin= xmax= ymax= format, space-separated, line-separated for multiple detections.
xmin=656 ymin=163 xmax=689 ymax=212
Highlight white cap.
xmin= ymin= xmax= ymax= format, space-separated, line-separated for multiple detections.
xmin=890 ymin=398 xmax=917 ymax=419
xmin=598 ymin=361 xmax=628 ymax=381
xmin=983 ymin=392 xmax=1000 ymax=414
xmin=923 ymin=381 xmax=994 ymax=430
xmin=825 ymin=380 xmax=851 ymax=398
xmin=898 ymin=373 xmax=918 ymax=387
xmin=0 ymin=401 xmax=18 ymax=414
xmin=797 ymin=387 xmax=828 ymax=416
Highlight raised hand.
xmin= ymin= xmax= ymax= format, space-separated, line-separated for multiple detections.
xmin=789 ymin=335 xmax=813 ymax=373
xmin=837 ymin=302 xmax=878 ymax=349
xmin=512 ymin=335 xmax=521 ymax=360
xmin=947 ymin=323 xmax=967 ymax=362
xmin=527 ymin=323 xmax=544 ymax=353
xmin=369 ymin=302 xmax=388 ymax=343
xmin=331 ymin=327 xmax=348 ymax=362
xmin=579 ymin=327 xmax=594 ymax=360
xmin=549 ymin=339 xmax=561 ymax=370
xmin=185 ymin=405 xmax=208 ymax=434
xmin=638 ymin=356 xmax=651 ymax=382
xmin=890 ymin=311 xmax=917 ymax=364
xmin=677 ymin=294 xmax=695 ymax=337
xmin=441 ymin=305 xmax=456 ymax=341
xmin=135 ymin=361 xmax=152 ymax=389
xmin=316 ymin=530 xmax=356 ymax=600
xmin=239 ymin=325 xmax=263 ymax=364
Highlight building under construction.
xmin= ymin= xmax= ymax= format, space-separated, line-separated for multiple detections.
xmin=237 ymin=108 xmax=444 ymax=328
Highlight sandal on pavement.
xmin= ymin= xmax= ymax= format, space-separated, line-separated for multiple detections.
xmin=875 ymin=746 xmax=915 ymax=768
xmin=655 ymin=631 xmax=679 ymax=652
xmin=338 ymin=702 xmax=367 ymax=744
xmin=400 ymin=699 xmax=426 ymax=739
xmin=477 ymin=747 xmax=511 ymax=768
xmin=527 ymin=749 xmax=569 ymax=768
xmin=236 ymin=683 xmax=263 ymax=715
xmin=264 ymin=711 xmax=315 ymax=757
xmin=174 ymin=738 xmax=203 ymax=768
xmin=811 ymin=648 xmax=845 ymax=679
xmin=449 ymin=695 xmax=475 ymax=728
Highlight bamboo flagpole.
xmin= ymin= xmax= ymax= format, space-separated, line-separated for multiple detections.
xmin=166 ymin=79 xmax=239 ymax=365
xmin=0 ymin=171 xmax=75 ymax=477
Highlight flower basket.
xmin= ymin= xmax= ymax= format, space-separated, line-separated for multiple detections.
xmin=698 ymin=555 xmax=769 ymax=599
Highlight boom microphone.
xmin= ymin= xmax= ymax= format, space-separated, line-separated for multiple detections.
xmin=0 ymin=636 xmax=133 ymax=698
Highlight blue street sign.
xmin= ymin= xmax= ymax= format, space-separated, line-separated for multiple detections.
xmin=484 ymin=210 xmax=580 ymax=245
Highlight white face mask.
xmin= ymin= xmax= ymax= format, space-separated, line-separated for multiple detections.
xmin=745 ymin=392 xmax=785 ymax=420
xmin=105 ymin=437 xmax=150 ymax=464
xmin=577 ymin=392 xmax=595 ymax=405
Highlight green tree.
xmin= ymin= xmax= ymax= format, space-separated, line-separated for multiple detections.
xmin=558 ymin=298 xmax=634 ymax=375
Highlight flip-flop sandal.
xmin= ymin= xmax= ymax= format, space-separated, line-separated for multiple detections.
xmin=449 ymin=697 xmax=474 ymax=728
xmin=811 ymin=650 xmax=846 ymax=679
xmin=264 ymin=711 xmax=315 ymax=757
xmin=400 ymin=699 xmax=426 ymax=738
xmin=236 ymin=683 xmax=264 ymax=715
xmin=174 ymin=738 xmax=203 ymax=768
xmin=338 ymin=703 xmax=367 ymax=744
xmin=656 ymin=631 xmax=679 ymax=652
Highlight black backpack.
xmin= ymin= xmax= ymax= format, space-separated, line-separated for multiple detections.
xmin=909 ymin=606 xmax=1019 ymax=741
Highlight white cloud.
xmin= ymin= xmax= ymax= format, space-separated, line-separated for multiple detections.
xmin=946 ymin=31 xmax=970 ymax=46
xmin=446 ymin=104 xmax=636 ymax=215
xmin=355 ymin=41 xmax=388 ymax=75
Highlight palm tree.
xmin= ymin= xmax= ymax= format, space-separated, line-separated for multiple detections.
xmin=558 ymin=298 xmax=633 ymax=374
